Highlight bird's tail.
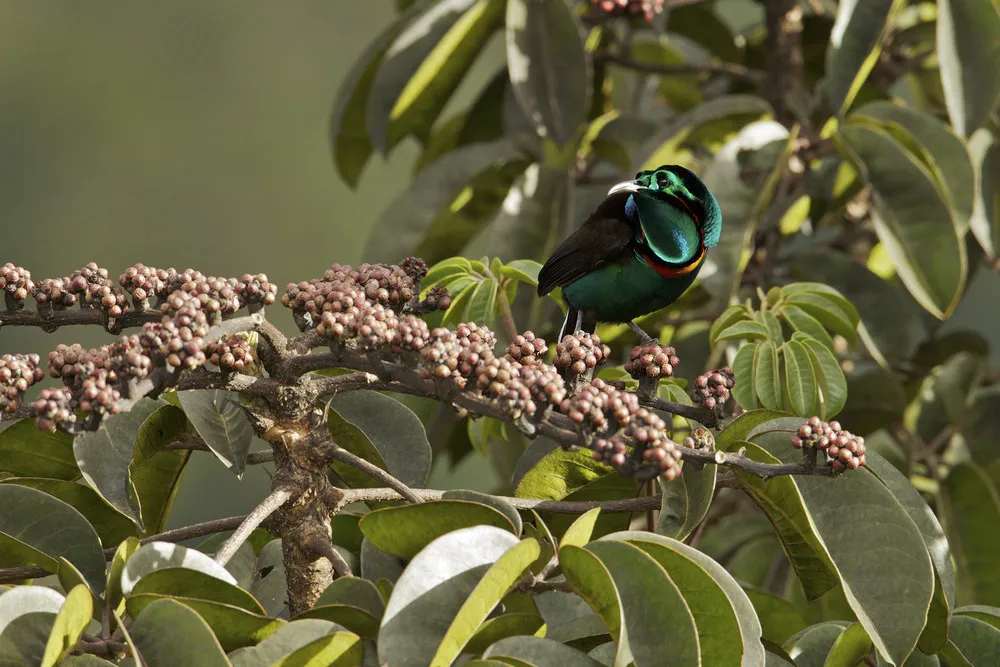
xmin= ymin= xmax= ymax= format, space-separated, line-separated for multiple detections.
xmin=558 ymin=307 xmax=597 ymax=342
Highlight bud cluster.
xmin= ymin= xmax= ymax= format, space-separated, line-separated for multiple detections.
xmin=0 ymin=354 xmax=45 ymax=415
xmin=553 ymin=332 xmax=612 ymax=376
xmin=691 ymin=367 xmax=735 ymax=411
xmin=1 ymin=263 xmax=34 ymax=309
xmin=624 ymin=342 xmax=680 ymax=379
xmin=208 ymin=334 xmax=254 ymax=373
xmin=587 ymin=0 xmax=666 ymax=23
xmin=792 ymin=417 xmax=867 ymax=473
xmin=503 ymin=331 xmax=548 ymax=366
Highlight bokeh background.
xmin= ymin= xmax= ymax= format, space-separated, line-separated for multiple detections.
xmin=2 ymin=1 xmax=997 ymax=533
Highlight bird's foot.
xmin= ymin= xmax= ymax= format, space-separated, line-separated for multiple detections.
xmin=628 ymin=320 xmax=657 ymax=346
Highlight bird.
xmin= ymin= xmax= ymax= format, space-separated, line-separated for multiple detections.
xmin=537 ymin=164 xmax=722 ymax=345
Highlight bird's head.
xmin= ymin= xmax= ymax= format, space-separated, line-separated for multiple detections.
xmin=607 ymin=165 xmax=722 ymax=248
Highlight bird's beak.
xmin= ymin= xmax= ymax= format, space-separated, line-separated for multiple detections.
xmin=607 ymin=180 xmax=642 ymax=196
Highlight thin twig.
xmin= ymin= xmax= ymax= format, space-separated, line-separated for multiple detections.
xmin=600 ymin=52 xmax=764 ymax=84
xmin=328 ymin=447 xmax=425 ymax=504
xmin=213 ymin=487 xmax=293 ymax=566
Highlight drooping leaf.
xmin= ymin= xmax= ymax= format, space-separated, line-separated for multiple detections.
xmin=656 ymin=461 xmax=716 ymax=541
xmin=0 ymin=418 xmax=77 ymax=480
xmin=177 ymin=389 xmax=253 ymax=477
xmin=271 ymin=632 xmax=362 ymax=667
xmin=823 ymin=0 xmax=902 ymax=115
xmin=40 ymin=585 xmax=92 ymax=667
xmin=559 ymin=545 xmax=623 ymax=646
xmin=784 ymin=622 xmax=852 ymax=666
xmin=328 ymin=390 xmax=431 ymax=489
xmin=378 ymin=525 xmax=520 ymax=667
xmin=968 ymin=128 xmax=1000 ymax=261
xmin=505 ymin=0 xmax=592 ymax=146
xmin=936 ymin=0 xmax=1000 ymax=137
xmin=515 ymin=447 xmax=615 ymax=502
xmin=839 ymin=122 xmax=967 ymax=319
xmin=128 ymin=598 xmax=230 ymax=667
xmin=939 ymin=462 xmax=1000 ymax=607
xmin=359 ymin=500 xmax=518 ymax=560
xmin=121 ymin=541 xmax=238 ymax=597
xmin=743 ymin=586 xmax=809 ymax=645
xmin=945 ymin=613 xmax=1000 ymax=665
xmin=0 ymin=485 xmax=106 ymax=594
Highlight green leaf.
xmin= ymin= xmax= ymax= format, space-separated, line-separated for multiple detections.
xmin=131 ymin=567 xmax=265 ymax=615
xmin=784 ymin=622 xmax=852 ymax=665
xmin=666 ymin=3 xmax=741 ymax=63
xmin=228 ymin=619 xmax=343 ymax=667
xmin=488 ymin=162 xmax=568 ymax=263
xmin=780 ymin=305 xmax=835 ymax=351
xmin=969 ymin=129 xmax=1000 ymax=261
xmin=73 ymin=397 xmax=172 ymax=529
xmin=378 ymin=0 xmax=504 ymax=153
xmin=731 ymin=343 xmax=760 ymax=411
xmin=939 ymin=462 xmax=1000 ymax=606
xmin=514 ymin=447 xmax=615 ymax=501
xmin=466 ymin=276 xmax=498 ymax=327
xmin=328 ymin=390 xmax=431 ymax=488
xmin=484 ymin=636 xmax=606 ymax=666
xmin=177 ymin=389 xmax=253 ymax=478
xmin=0 ymin=586 xmax=62 ymax=665
xmin=936 ymin=0 xmax=1000 ymax=137
xmin=129 ymin=598 xmax=230 ymax=666
xmin=0 ymin=418 xmax=77 ymax=480
xmin=505 ymin=0 xmax=591 ymax=146
xmin=423 ymin=256 xmax=474 ymax=288
xmin=465 ymin=613 xmax=545 ymax=654
xmin=754 ymin=341 xmax=783 ymax=410
xmin=783 ymin=293 xmax=858 ymax=346
xmin=129 ymin=405 xmax=190 ymax=535
xmin=431 ymin=538 xmax=541 ymax=666
xmin=657 ymin=461 xmax=715 ymax=541
xmin=121 ymin=541 xmax=238 ymax=597
xmin=715 ymin=409 xmax=793 ymax=451
xmin=709 ymin=305 xmax=751 ymax=346
xmin=840 ymin=122 xmax=967 ymax=319
xmin=106 ymin=536 xmax=140 ymax=615
xmin=823 ymin=0 xmax=902 ymax=115
xmin=329 ymin=3 xmax=420 ymax=187
xmin=0 ymin=477 xmax=136 ymax=547
xmin=443 ymin=489 xmax=523 ymax=536
xmin=585 ymin=540 xmax=700 ymax=667
xmin=378 ymin=525 xmax=520 ymax=667
xmin=714 ymin=320 xmax=770 ymax=343
xmin=364 ymin=140 xmax=526 ymax=263
xmin=823 ymin=622 xmax=872 ymax=667
xmin=0 ymin=485 xmax=106 ymax=594
xmin=294 ymin=604 xmax=379 ymax=639
xmin=782 ymin=340 xmax=818 ymax=417
xmin=40 ymin=584 xmax=91 ymax=667
xmin=499 ymin=259 xmax=543 ymax=287
xmin=759 ymin=311 xmax=784 ymax=349
xmin=801 ymin=337 xmax=847 ymax=419
xmin=743 ymin=586 xmax=808 ymax=645
xmin=316 ymin=576 xmax=385 ymax=617
xmin=560 ymin=508 xmax=601 ymax=549
xmin=272 ymin=632 xmax=362 ymax=667
xmin=778 ymin=283 xmax=860 ymax=326
xmin=360 ymin=500 xmax=517 ymax=560
xmin=946 ymin=614 xmax=1000 ymax=665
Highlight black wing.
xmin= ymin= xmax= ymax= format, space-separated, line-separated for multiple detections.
xmin=536 ymin=191 xmax=636 ymax=297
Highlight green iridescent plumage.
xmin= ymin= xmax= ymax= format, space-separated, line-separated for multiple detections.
xmin=537 ymin=165 xmax=722 ymax=341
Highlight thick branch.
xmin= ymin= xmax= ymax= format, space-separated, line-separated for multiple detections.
xmin=0 ymin=307 xmax=161 ymax=331
xmin=213 ymin=487 xmax=292 ymax=566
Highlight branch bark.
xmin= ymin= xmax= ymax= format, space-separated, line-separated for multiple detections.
xmin=213 ymin=487 xmax=292 ymax=566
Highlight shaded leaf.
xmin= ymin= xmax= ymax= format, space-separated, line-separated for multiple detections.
xmin=744 ymin=586 xmax=809 ymax=645
xmin=559 ymin=545 xmax=623 ymax=647
xmin=443 ymin=489 xmax=523 ymax=536
xmin=488 ymin=162 xmax=568 ymax=263
xmin=121 ymin=541 xmax=237 ymax=597
xmin=656 ymin=461 xmax=715 ymax=541
xmin=939 ymin=461 xmax=1000 ymax=607
xmin=947 ymin=614 xmax=1000 ymax=666
xmin=823 ymin=0 xmax=901 ymax=114
xmin=129 ymin=598 xmax=230 ymax=667
xmin=732 ymin=343 xmax=760 ymax=411
xmin=466 ymin=277 xmax=498 ymax=327
xmin=484 ymin=635 xmax=606 ymax=666
xmin=177 ymin=390 xmax=253 ymax=477
xmin=801 ymin=337 xmax=848 ymax=419
xmin=714 ymin=320 xmax=770 ymax=343
xmin=936 ymin=0 xmax=1000 ymax=137
xmin=780 ymin=304 xmax=835 ymax=351
xmin=0 ymin=419 xmax=77 ymax=480
xmin=823 ymin=622 xmax=872 ymax=667
xmin=465 ymin=613 xmax=545 ymax=654
xmin=126 ymin=593 xmax=282 ymax=652
xmin=132 ymin=567 xmax=265 ymax=615
xmin=41 ymin=585 xmax=93 ymax=667
xmin=106 ymin=536 xmax=140 ymax=615
xmin=969 ymin=129 xmax=1000 ymax=261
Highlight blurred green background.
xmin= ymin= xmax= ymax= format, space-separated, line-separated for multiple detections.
xmin=1 ymin=1 xmax=997 ymax=533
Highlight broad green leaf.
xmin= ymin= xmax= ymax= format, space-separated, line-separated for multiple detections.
xmin=248 ymin=539 xmax=286 ymax=618
xmin=316 ymin=577 xmax=385 ymax=618
xmin=499 ymin=259 xmax=543 ymax=287
xmin=0 ymin=477 xmax=136 ymax=547
xmin=947 ymin=614 xmax=1000 ymax=665
xmin=783 ymin=293 xmax=858 ymax=345
xmin=128 ymin=598 xmax=230 ymax=667
xmin=709 ymin=305 xmax=751 ymax=345
xmin=801 ymin=337 xmax=847 ymax=419
xmin=73 ymin=397 xmax=171 ymax=529
xmin=379 ymin=525 xmax=520 ymax=667
xmin=131 ymin=567 xmax=265 ymax=615
xmin=361 ymin=538 xmax=405 ymax=585
xmin=666 ymin=3 xmax=741 ymax=63
xmin=780 ymin=305 xmax=835 ymax=351
xmin=939 ymin=462 xmax=1000 ymax=606
xmin=969 ymin=129 xmax=1000 ymax=260
xmin=423 ymin=256 xmax=473 ymax=290
xmin=656 ymin=461 xmax=715 ymax=541
xmin=840 ymin=122 xmax=967 ymax=319
xmin=785 ymin=622 xmax=851 ymax=666
xmin=823 ymin=0 xmax=902 ymax=115
xmin=823 ymin=622 xmax=872 ymax=667
xmin=294 ymin=604 xmax=379 ymax=638
xmin=381 ymin=0 xmax=504 ymax=153
xmin=443 ymin=490 xmax=523 ymax=536
xmin=533 ymin=589 xmax=605 ymax=645
xmin=964 ymin=387 xmax=1000 ymax=465
xmin=177 ymin=389 xmax=253 ymax=477
xmin=0 ymin=587 xmax=62 ymax=666
xmin=272 ymin=632 xmax=362 ymax=667
xmin=782 ymin=340 xmax=818 ymax=417
xmin=329 ymin=4 xmax=420 ymax=187
xmin=731 ymin=343 xmax=760 ymax=410
xmin=0 ymin=586 xmax=64 ymax=634
xmin=778 ymin=283 xmax=860 ymax=326
xmin=431 ymin=538 xmax=541 ymax=666
xmin=41 ymin=585 xmax=92 ymax=667
xmin=559 ymin=508 xmax=601 ymax=550
xmin=514 ymin=447 xmax=615 ymax=501
xmin=744 ymin=587 xmax=808 ymax=645
xmin=750 ymin=427 xmax=936 ymax=665
xmin=585 ymin=540 xmax=700 ymax=667
xmin=126 ymin=593 xmax=282 ymax=652
xmin=484 ymin=635 xmax=606 ymax=666
xmin=714 ymin=320 xmax=770 ymax=343
xmin=328 ymin=390 xmax=431 ymax=488
xmin=488 ymin=162 xmax=568 ymax=263
xmin=121 ymin=541 xmax=237 ymax=596
xmin=759 ymin=311 xmax=784 ymax=349
xmin=559 ymin=545 xmax=623 ymax=644
xmin=465 ymin=613 xmax=545 ymax=654
xmin=505 ymin=0 xmax=591 ymax=146
xmin=754 ymin=341 xmax=783 ymax=410
xmin=129 ymin=406 xmax=190 ymax=536
xmin=0 ymin=418 xmax=77 ymax=480
xmin=466 ymin=276 xmax=498 ymax=327
xmin=228 ymin=619 xmax=342 ymax=667
xmin=715 ymin=409 xmax=792 ymax=451
xmin=909 ymin=351 xmax=982 ymax=448
xmin=0 ymin=485 xmax=105 ymax=594
xmin=359 ymin=500 xmax=517 ymax=559
xmin=852 ymin=101 xmax=975 ymax=223
xmin=936 ymin=0 xmax=1000 ymax=137
xmin=106 ymin=536 xmax=140 ymax=615
xmin=364 ymin=140 xmax=526 ymax=263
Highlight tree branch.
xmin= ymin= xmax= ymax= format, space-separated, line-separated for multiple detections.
xmin=600 ymin=52 xmax=765 ymax=85
xmin=213 ymin=487 xmax=293 ymax=566
xmin=0 ymin=307 xmax=161 ymax=331
xmin=327 ymin=446 xmax=424 ymax=504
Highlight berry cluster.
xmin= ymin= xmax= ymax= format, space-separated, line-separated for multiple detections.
xmin=504 ymin=331 xmax=548 ymax=366
xmin=119 ymin=263 xmax=172 ymax=306
xmin=792 ymin=417 xmax=867 ymax=473
xmin=681 ymin=427 xmax=715 ymax=451
xmin=67 ymin=263 xmax=132 ymax=321
xmin=553 ymin=332 xmax=611 ymax=376
xmin=208 ymin=334 xmax=254 ymax=373
xmin=691 ymin=367 xmax=735 ymax=411
xmin=418 ymin=323 xmax=496 ymax=388
xmin=34 ymin=278 xmax=79 ymax=311
xmin=624 ymin=342 xmax=680 ymax=379
xmin=139 ymin=306 xmax=210 ymax=371
xmin=0 ymin=263 xmax=34 ymax=309
xmin=46 ymin=343 xmax=122 ymax=428
xmin=591 ymin=406 xmax=682 ymax=480
xmin=0 ymin=354 xmax=45 ymax=415
xmin=587 ymin=0 xmax=666 ymax=23
xmin=33 ymin=387 xmax=76 ymax=432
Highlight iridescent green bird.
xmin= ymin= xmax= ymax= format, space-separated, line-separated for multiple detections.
xmin=537 ymin=165 xmax=722 ymax=343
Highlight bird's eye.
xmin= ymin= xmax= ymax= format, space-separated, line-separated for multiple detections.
xmin=656 ymin=172 xmax=669 ymax=187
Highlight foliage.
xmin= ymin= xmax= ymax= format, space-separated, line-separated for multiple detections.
xmin=0 ymin=0 xmax=998 ymax=665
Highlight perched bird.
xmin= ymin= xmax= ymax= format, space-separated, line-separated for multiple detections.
xmin=537 ymin=165 xmax=722 ymax=343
